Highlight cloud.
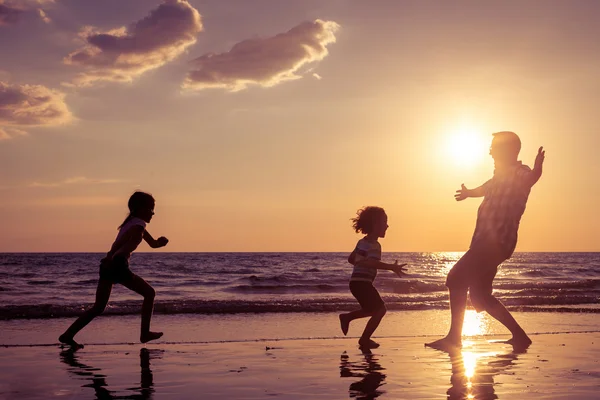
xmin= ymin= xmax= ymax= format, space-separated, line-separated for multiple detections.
xmin=0 ymin=0 xmax=54 ymax=26
xmin=183 ymin=19 xmax=340 ymax=92
xmin=0 ymin=81 xmax=72 ymax=138
xmin=37 ymin=8 xmax=50 ymax=24
xmin=29 ymin=195 xmax=122 ymax=207
xmin=0 ymin=2 xmax=21 ymax=26
xmin=0 ymin=127 xmax=27 ymax=140
xmin=64 ymin=0 xmax=202 ymax=86
xmin=29 ymin=176 xmax=125 ymax=188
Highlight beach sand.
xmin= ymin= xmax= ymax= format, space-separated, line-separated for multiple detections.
xmin=1 ymin=311 xmax=599 ymax=399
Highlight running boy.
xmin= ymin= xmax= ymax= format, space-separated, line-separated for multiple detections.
xmin=339 ymin=206 xmax=407 ymax=349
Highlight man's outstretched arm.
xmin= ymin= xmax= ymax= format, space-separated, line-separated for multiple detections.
xmin=455 ymin=182 xmax=488 ymax=201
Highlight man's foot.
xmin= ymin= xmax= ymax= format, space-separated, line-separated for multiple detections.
xmin=339 ymin=314 xmax=350 ymax=336
xmin=358 ymin=339 xmax=380 ymax=349
xmin=504 ymin=334 xmax=532 ymax=350
xmin=140 ymin=331 xmax=163 ymax=344
xmin=425 ymin=336 xmax=461 ymax=351
xmin=58 ymin=333 xmax=84 ymax=349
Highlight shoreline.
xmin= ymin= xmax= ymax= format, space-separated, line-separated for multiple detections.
xmin=2 ymin=310 xmax=599 ymax=346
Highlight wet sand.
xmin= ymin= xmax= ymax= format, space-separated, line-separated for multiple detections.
xmin=1 ymin=311 xmax=598 ymax=399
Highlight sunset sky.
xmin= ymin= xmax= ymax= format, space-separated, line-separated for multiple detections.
xmin=1 ymin=0 xmax=598 ymax=252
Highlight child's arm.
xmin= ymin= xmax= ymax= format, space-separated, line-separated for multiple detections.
xmin=355 ymin=258 xmax=407 ymax=274
xmin=455 ymin=182 xmax=488 ymax=201
xmin=143 ymin=230 xmax=169 ymax=248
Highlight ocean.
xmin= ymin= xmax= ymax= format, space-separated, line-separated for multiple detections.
xmin=0 ymin=252 xmax=599 ymax=320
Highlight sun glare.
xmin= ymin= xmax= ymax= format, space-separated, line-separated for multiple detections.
xmin=462 ymin=309 xmax=487 ymax=336
xmin=445 ymin=126 xmax=487 ymax=167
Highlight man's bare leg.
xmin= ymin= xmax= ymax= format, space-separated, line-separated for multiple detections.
xmin=484 ymin=296 xmax=531 ymax=347
xmin=425 ymin=286 xmax=468 ymax=350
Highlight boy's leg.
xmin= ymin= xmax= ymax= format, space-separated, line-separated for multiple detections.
xmin=344 ymin=309 xmax=373 ymax=321
xmin=359 ymin=305 xmax=386 ymax=348
xmin=60 ymin=279 xmax=113 ymax=347
xmin=340 ymin=309 xmax=373 ymax=335
xmin=121 ymin=274 xmax=162 ymax=343
xmin=340 ymin=281 xmax=381 ymax=336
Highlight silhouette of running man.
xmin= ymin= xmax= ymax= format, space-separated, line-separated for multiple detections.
xmin=427 ymin=131 xmax=545 ymax=350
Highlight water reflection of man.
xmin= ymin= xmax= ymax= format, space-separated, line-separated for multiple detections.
xmin=447 ymin=348 xmax=523 ymax=400
xmin=340 ymin=348 xmax=387 ymax=399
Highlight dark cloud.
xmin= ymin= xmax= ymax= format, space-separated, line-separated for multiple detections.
xmin=64 ymin=0 xmax=203 ymax=86
xmin=0 ymin=81 xmax=72 ymax=139
xmin=0 ymin=2 xmax=22 ymax=25
xmin=0 ymin=0 xmax=53 ymax=26
xmin=183 ymin=19 xmax=340 ymax=92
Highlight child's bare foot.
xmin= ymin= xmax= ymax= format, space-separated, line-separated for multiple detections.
xmin=425 ymin=336 xmax=461 ymax=351
xmin=358 ymin=338 xmax=380 ymax=349
xmin=59 ymin=333 xmax=84 ymax=349
xmin=339 ymin=314 xmax=350 ymax=336
xmin=140 ymin=331 xmax=163 ymax=344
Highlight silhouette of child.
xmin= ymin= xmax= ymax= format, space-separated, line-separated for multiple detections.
xmin=339 ymin=206 xmax=407 ymax=349
xmin=59 ymin=191 xmax=168 ymax=348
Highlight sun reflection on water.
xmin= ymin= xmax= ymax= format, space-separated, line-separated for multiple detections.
xmin=461 ymin=309 xmax=489 ymax=337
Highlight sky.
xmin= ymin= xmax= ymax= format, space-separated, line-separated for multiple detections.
xmin=0 ymin=0 xmax=599 ymax=252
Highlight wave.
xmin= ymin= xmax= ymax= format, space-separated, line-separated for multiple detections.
xmin=26 ymin=280 xmax=56 ymax=285
xmin=224 ymin=283 xmax=339 ymax=294
xmin=2 ymin=296 xmax=599 ymax=320
xmin=494 ymin=279 xmax=600 ymax=290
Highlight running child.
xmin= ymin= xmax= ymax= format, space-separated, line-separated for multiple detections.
xmin=339 ymin=206 xmax=407 ymax=349
xmin=59 ymin=191 xmax=168 ymax=348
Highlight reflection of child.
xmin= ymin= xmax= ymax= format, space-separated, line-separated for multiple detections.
xmin=339 ymin=206 xmax=406 ymax=349
xmin=59 ymin=191 xmax=169 ymax=348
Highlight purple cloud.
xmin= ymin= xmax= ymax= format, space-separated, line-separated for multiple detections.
xmin=64 ymin=0 xmax=203 ymax=86
xmin=0 ymin=81 xmax=72 ymax=139
xmin=0 ymin=0 xmax=53 ymax=26
xmin=183 ymin=19 xmax=340 ymax=92
xmin=0 ymin=1 xmax=22 ymax=25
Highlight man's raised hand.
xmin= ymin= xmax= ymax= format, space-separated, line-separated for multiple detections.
xmin=535 ymin=146 xmax=545 ymax=170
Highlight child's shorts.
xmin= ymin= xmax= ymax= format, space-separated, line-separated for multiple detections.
xmin=349 ymin=281 xmax=385 ymax=312
xmin=99 ymin=256 xmax=134 ymax=284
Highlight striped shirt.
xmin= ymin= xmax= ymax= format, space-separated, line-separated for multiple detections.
xmin=470 ymin=161 xmax=534 ymax=258
xmin=350 ymin=238 xmax=382 ymax=283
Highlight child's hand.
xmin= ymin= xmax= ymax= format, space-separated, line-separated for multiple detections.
xmin=157 ymin=236 xmax=169 ymax=247
xmin=455 ymin=184 xmax=470 ymax=201
xmin=392 ymin=261 xmax=408 ymax=277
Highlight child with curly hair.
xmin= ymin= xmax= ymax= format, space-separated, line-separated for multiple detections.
xmin=339 ymin=206 xmax=407 ymax=349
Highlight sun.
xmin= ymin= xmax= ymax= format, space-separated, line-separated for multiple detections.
xmin=445 ymin=126 xmax=487 ymax=167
